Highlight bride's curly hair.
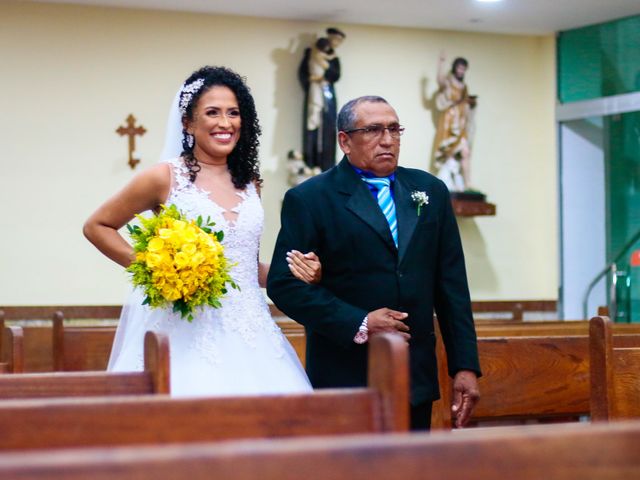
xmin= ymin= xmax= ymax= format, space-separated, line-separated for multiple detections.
xmin=180 ymin=66 xmax=262 ymax=189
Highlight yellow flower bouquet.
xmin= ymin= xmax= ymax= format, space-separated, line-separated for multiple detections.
xmin=126 ymin=204 xmax=237 ymax=321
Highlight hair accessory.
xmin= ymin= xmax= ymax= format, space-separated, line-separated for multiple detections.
xmin=179 ymin=78 xmax=205 ymax=116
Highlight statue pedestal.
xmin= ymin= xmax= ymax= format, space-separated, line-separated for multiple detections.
xmin=451 ymin=192 xmax=496 ymax=217
xmin=451 ymin=191 xmax=486 ymax=202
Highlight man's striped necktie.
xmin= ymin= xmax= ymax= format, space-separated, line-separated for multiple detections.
xmin=361 ymin=176 xmax=398 ymax=248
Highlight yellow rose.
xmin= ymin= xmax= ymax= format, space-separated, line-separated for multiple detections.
xmin=172 ymin=219 xmax=187 ymax=231
xmin=158 ymin=228 xmax=173 ymax=239
xmin=147 ymin=237 xmax=165 ymax=252
xmin=183 ymin=226 xmax=197 ymax=242
xmin=174 ymin=251 xmax=190 ymax=270
xmin=190 ymin=252 xmax=206 ymax=267
xmin=161 ymin=286 xmax=181 ymax=301
xmin=145 ymin=253 xmax=164 ymax=268
xmin=182 ymin=243 xmax=197 ymax=256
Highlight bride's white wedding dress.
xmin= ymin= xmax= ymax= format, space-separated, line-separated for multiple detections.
xmin=108 ymin=157 xmax=311 ymax=396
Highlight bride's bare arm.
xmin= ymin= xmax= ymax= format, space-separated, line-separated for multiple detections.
xmin=83 ymin=163 xmax=171 ymax=268
xmin=258 ymin=261 xmax=270 ymax=288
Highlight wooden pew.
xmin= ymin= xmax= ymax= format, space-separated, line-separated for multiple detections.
xmin=0 ymin=326 xmax=24 ymax=373
xmin=0 ymin=312 xmax=110 ymax=373
xmin=474 ymin=319 xmax=640 ymax=337
xmin=0 ymin=314 xmax=53 ymax=372
xmin=0 ymin=311 xmax=305 ymax=373
xmin=0 ymin=312 xmax=23 ymax=374
xmin=52 ymin=311 xmax=115 ymax=371
xmin=50 ymin=314 xmax=304 ymax=371
xmin=0 ymin=331 xmax=169 ymax=400
xmin=433 ymin=316 xmax=640 ymax=429
xmin=52 ymin=316 xmax=632 ymax=374
xmin=471 ymin=335 xmax=591 ymax=422
xmin=432 ymin=334 xmax=591 ymax=429
xmin=0 ymin=421 xmax=638 ymax=479
xmin=590 ymin=315 xmax=640 ymax=421
xmin=0 ymin=333 xmax=407 ymax=451
xmin=0 ymin=310 xmax=4 ymax=371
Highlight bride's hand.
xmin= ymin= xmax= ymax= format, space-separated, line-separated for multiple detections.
xmin=287 ymin=250 xmax=322 ymax=284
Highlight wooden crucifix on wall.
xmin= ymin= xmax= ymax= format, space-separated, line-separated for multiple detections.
xmin=116 ymin=114 xmax=146 ymax=169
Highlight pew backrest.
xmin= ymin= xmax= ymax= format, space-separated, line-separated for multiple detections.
xmin=0 ymin=310 xmax=3 ymax=368
xmin=473 ymin=335 xmax=591 ymax=420
xmin=52 ymin=312 xmax=115 ymax=371
xmin=12 ymin=326 xmax=52 ymax=372
xmin=0 ymin=326 xmax=23 ymax=373
xmin=433 ymin=334 xmax=591 ymax=429
xmin=475 ymin=319 xmax=640 ymax=338
xmin=433 ymin=316 xmax=640 ymax=429
xmin=0 ymin=331 xmax=169 ymax=400
xmin=1 ymin=312 xmax=305 ymax=373
xmin=0 ymin=333 xmax=407 ymax=451
xmin=590 ymin=315 xmax=640 ymax=420
xmin=0 ymin=421 xmax=638 ymax=479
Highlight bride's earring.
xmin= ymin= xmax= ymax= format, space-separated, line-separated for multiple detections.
xmin=187 ymin=133 xmax=194 ymax=149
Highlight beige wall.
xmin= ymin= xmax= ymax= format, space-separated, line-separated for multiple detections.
xmin=0 ymin=2 xmax=557 ymax=305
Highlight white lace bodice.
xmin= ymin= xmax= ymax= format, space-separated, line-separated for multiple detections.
xmin=126 ymin=157 xmax=285 ymax=366
xmin=165 ymin=157 xmax=264 ymax=291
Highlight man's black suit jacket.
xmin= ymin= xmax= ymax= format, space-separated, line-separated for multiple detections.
xmin=267 ymin=157 xmax=480 ymax=404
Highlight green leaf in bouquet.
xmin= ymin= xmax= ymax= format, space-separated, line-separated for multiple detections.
xmin=216 ymin=231 xmax=224 ymax=242
xmin=173 ymin=300 xmax=187 ymax=318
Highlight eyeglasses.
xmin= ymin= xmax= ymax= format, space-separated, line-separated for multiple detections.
xmin=343 ymin=124 xmax=405 ymax=139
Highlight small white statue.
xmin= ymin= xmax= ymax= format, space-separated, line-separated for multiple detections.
xmin=287 ymin=150 xmax=321 ymax=186
xmin=436 ymin=156 xmax=466 ymax=192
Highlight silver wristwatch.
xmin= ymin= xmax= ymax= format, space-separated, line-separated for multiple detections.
xmin=354 ymin=316 xmax=369 ymax=344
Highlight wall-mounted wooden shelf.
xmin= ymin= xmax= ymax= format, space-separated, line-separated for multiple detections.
xmin=452 ymin=199 xmax=496 ymax=217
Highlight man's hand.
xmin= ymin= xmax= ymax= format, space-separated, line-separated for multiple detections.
xmin=451 ymin=370 xmax=480 ymax=428
xmin=367 ymin=308 xmax=410 ymax=341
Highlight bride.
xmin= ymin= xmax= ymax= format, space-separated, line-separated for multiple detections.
xmin=83 ymin=66 xmax=319 ymax=396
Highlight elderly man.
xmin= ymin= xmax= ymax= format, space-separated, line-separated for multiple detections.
xmin=268 ymin=95 xmax=480 ymax=430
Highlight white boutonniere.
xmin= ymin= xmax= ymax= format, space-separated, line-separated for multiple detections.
xmin=411 ymin=191 xmax=429 ymax=216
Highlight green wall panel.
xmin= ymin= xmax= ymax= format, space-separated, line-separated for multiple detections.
xmin=558 ymin=15 xmax=640 ymax=103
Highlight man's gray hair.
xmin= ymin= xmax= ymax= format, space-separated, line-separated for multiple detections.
xmin=337 ymin=96 xmax=389 ymax=132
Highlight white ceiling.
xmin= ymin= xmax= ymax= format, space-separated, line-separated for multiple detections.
xmin=30 ymin=0 xmax=640 ymax=35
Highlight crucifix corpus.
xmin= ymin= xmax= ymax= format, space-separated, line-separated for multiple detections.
xmin=116 ymin=114 xmax=147 ymax=169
